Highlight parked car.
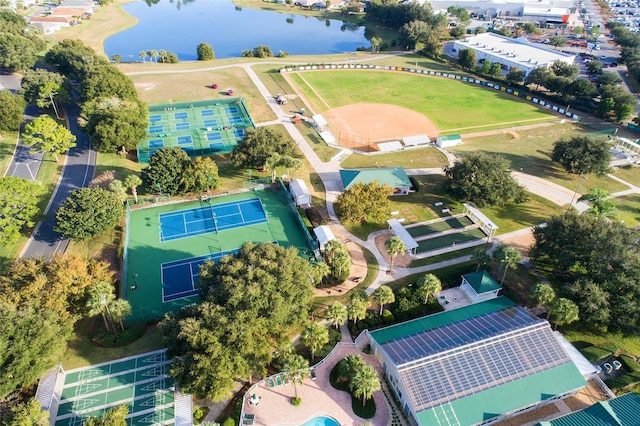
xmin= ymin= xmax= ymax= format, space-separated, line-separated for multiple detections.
xmin=613 ymin=360 xmax=623 ymax=370
xmin=604 ymin=362 xmax=614 ymax=373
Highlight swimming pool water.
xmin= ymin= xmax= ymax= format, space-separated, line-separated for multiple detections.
xmin=299 ymin=416 xmax=340 ymax=426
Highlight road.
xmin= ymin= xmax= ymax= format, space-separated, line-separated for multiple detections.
xmin=19 ymin=104 xmax=97 ymax=260
xmin=5 ymin=105 xmax=44 ymax=179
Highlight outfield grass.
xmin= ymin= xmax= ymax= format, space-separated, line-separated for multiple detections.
xmin=341 ymin=147 xmax=448 ymax=169
xmin=288 ymin=70 xmax=557 ymax=133
xmin=451 ymin=124 xmax=629 ymax=194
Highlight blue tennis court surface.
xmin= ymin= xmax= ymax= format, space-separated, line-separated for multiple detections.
xmin=225 ymin=106 xmax=239 ymax=114
xmin=149 ymin=125 xmax=163 ymax=134
xmin=203 ymin=119 xmax=218 ymax=127
xmin=158 ymin=198 xmax=268 ymax=242
xmin=229 ymin=117 xmax=244 ymax=125
xmin=209 ymin=142 xmax=225 ymax=151
xmin=234 ymin=129 xmax=246 ymax=137
xmin=175 ymin=122 xmax=190 ymax=131
xmin=174 ymin=112 xmax=188 ymax=120
xmin=149 ymin=139 xmax=164 ymax=148
xmin=207 ymin=132 xmax=222 ymax=141
xmin=161 ymin=249 xmax=239 ymax=302
xmin=177 ymin=135 xmax=193 ymax=145
xmin=201 ymin=109 xmax=214 ymax=117
xmin=149 ymin=114 xmax=162 ymax=122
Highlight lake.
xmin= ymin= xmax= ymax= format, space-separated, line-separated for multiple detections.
xmin=104 ymin=0 xmax=369 ymax=61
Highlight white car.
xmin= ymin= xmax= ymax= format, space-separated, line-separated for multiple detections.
xmin=603 ymin=362 xmax=614 ymax=373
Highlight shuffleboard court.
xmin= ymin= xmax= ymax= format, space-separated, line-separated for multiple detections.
xmin=416 ymin=228 xmax=487 ymax=253
xmin=158 ymin=197 xmax=268 ymax=242
xmin=47 ymin=350 xmax=190 ymax=426
xmin=407 ymin=216 xmax=473 ymax=238
xmin=161 ymin=248 xmax=239 ymax=302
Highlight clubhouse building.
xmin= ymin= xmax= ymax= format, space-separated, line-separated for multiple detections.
xmin=366 ymin=297 xmax=589 ymax=425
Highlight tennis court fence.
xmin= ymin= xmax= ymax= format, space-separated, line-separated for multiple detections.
xmin=278 ymin=180 xmax=319 ymax=255
xmin=122 ymin=201 xmax=131 ymax=296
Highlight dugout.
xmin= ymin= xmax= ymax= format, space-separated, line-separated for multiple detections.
xmin=289 ymin=178 xmax=312 ymax=206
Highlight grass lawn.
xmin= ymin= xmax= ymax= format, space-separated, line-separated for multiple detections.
xmin=612 ymin=165 xmax=640 ymax=188
xmin=341 ymin=147 xmax=448 ymax=169
xmin=129 ymin=67 xmax=277 ymax=123
xmin=450 ymin=124 xmax=628 ymax=194
xmin=63 ymin=318 xmax=165 ymax=369
xmin=481 ymin=193 xmax=563 ymax=233
xmin=0 ymin=131 xmax=18 ymax=175
xmin=288 ymin=70 xmax=557 ymax=133
xmin=612 ymin=193 xmax=640 ymax=228
xmin=564 ymin=327 xmax=640 ymax=358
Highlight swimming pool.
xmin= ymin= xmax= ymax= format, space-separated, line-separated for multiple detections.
xmin=299 ymin=416 xmax=340 ymax=426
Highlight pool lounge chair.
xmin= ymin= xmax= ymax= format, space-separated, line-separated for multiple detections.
xmin=268 ymin=378 xmax=275 ymax=388
xmin=242 ymin=414 xmax=255 ymax=425
xmin=276 ymin=375 xmax=283 ymax=386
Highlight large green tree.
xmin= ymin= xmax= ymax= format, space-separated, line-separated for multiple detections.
xmin=0 ymin=177 xmax=45 ymax=244
xmin=323 ymin=240 xmax=351 ymax=283
xmin=549 ymin=297 xmax=579 ymax=330
xmin=181 ymin=156 xmax=221 ymax=194
xmin=79 ymin=64 xmax=138 ymax=104
xmin=21 ymin=69 xmax=67 ymax=107
xmin=0 ymin=32 xmax=37 ymax=72
xmin=416 ymin=273 xmax=441 ymax=304
xmin=83 ymin=98 xmax=148 ymax=152
xmin=351 ymin=363 xmax=381 ymax=406
xmin=162 ymin=243 xmax=315 ymax=400
xmin=325 ymin=302 xmax=347 ymax=329
xmin=3 ymin=398 xmax=49 ymax=426
xmin=83 ymin=405 xmax=129 ymax=426
xmin=385 ymin=236 xmax=406 ymax=270
xmin=141 ymin=147 xmax=191 ymax=195
xmin=55 ymin=187 xmax=124 ymax=241
xmin=231 ymin=127 xmax=295 ymax=170
xmin=458 ymin=48 xmax=476 ymax=70
xmin=551 ymin=136 xmax=612 ymax=176
xmin=21 ymin=116 xmax=76 ymax=162
xmin=197 ymin=42 xmax=215 ymax=60
xmin=282 ymin=355 xmax=310 ymax=401
xmin=373 ymin=285 xmax=395 ymax=315
xmin=0 ymin=90 xmax=26 ymax=132
xmin=529 ymin=282 xmax=555 ymax=313
xmin=335 ymin=182 xmax=393 ymax=223
xmin=445 ymin=152 xmax=528 ymax=207
xmin=492 ymin=245 xmax=521 ymax=284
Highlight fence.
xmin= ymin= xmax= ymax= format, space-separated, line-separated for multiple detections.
xmin=121 ymin=201 xmax=131 ymax=297
xmin=278 ymin=180 xmax=319 ymax=254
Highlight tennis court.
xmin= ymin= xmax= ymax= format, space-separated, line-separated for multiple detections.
xmin=406 ymin=216 xmax=473 ymax=238
xmin=416 ymin=228 xmax=487 ymax=253
xmin=137 ymin=98 xmax=255 ymax=163
xmin=158 ymin=198 xmax=268 ymax=242
xmin=124 ymin=187 xmax=315 ymax=322
xmin=161 ymin=248 xmax=239 ymax=302
xmin=50 ymin=350 xmax=189 ymax=426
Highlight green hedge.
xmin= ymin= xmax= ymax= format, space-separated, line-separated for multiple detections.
xmin=620 ymin=355 xmax=640 ymax=373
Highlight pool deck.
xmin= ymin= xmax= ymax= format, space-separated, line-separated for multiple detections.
xmin=242 ymin=343 xmax=391 ymax=426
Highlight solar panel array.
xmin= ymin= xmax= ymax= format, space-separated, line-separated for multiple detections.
xmin=397 ymin=321 xmax=572 ymax=412
xmin=382 ymin=306 xmax=541 ymax=366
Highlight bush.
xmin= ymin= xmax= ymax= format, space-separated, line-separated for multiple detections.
xmin=91 ymin=323 xmax=145 ymax=347
xmin=409 ymin=176 xmax=420 ymax=192
xmin=620 ymin=355 xmax=640 ymax=373
xmin=598 ymin=342 xmax=621 ymax=355
xmin=291 ymin=397 xmax=302 ymax=406
xmin=193 ymin=408 xmax=204 ymax=421
xmin=305 ymin=207 xmax=324 ymax=228
xmin=381 ymin=309 xmax=395 ymax=324
xmin=351 ymin=394 xmax=376 ymax=419
xmin=221 ymin=418 xmax=235 ymax=426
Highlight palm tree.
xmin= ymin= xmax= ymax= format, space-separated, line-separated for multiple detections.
xmin=579 ymin=189 xmax=617 ymax=219
xmin=370 ymin=36 xmax=382 ymax=54
xmin=493 ymin=245 xmax=521 ymax=284
xmin=471 ymin=247 xmax=490 ymax=271
xmin=549 ymin=298 xmax=579 ymax=330
xmin=282 ymin=355 xmax=310 ymax=400
xmin=351 ymin=364 xmax=381 ymax=406
xmin=301 ymin=322 xmax=329 ymax=360
xmin=529 ymin=282 xmax=555 ymax=314
xmin=346 ymin=292 xmax=369 ymax=325
xmin=385 ymin=236 xmax=406 ymax=271
xmin=123 ymin=174 xmax=142 ymax=203
xmin=86 ymin=281 xmax=116 ymax=332
xmin=139 ymin=50 xmax=147 ymax=64
xmin=416 ymin=273 xmax=442 ymax=304
xmin=109 ymin=299 xmax=132 ymax=331
xmin=325 ymin=302 xmax=347 ymax=329
xmin=339 ymin=354 xmax=366 ymax=389
xmin=372 ymin=285 xmax=395 ymax=315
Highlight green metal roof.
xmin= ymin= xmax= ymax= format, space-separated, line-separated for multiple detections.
xmin=537 ymin=393 xmax=640 ymax=426
xmin=339 ymin=167 xmax=411 ymax=190
xmin=417 ymin=363 xmax=587 ymax=426
xmin=462 ymin=270 xmax=502 ymax=293
xmin=369 ymin=297 xmax=516 ymax=345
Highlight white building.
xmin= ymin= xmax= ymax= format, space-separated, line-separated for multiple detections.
xmin=313 ymin=225 xmax=336 ymax=251
xmin=452 ymin=33 xmax=575 ymax=76
xmin=425 ymin=0 xmax=574 ymax=19
xmin=288 ymin=178 xmax=312 ymax=206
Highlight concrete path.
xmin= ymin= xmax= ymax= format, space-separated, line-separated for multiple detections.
xmin=512 ymin=171 xmax=591 ymax=212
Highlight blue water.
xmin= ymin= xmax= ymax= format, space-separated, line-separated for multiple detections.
xmin=104 ymin=0 xmax=369 ymax=61
xmin=299 ymin=416 xmax=340 ymax=426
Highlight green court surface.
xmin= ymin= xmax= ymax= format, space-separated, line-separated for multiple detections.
xmin=137 ymin=98 xmax=255 ymax=163
xmin=416 ymin=228 xmax=487 ymax=253
xmin=124 ymin=186 xmax=313 ymax=322
xmin=52 ymin=350 xmax=184 ymax=426
xmin=406 ymin=216 xmax=473 ymax=238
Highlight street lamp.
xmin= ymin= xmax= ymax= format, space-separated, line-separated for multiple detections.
xmin=568 ymin=174 xmax=587 ymax=210
xmin=50 ymin=92 xmax=61 ymax=119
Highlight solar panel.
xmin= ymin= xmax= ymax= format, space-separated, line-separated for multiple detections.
xmin=382 ymin=306 xmax=541 ymax=366
xmin=398 ymin=322 xmax=572 ymax=413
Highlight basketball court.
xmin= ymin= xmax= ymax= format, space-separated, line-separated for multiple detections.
xmin=137 ymin=98 xmax=254 ymax=163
